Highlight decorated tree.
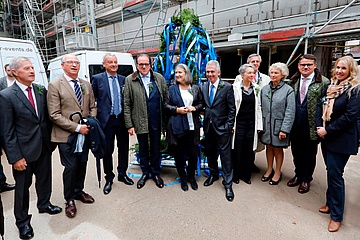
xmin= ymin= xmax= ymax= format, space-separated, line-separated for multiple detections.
xmin=153 ymin=8 xmax=217 ymax=84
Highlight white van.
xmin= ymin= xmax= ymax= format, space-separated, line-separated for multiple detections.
xmin=0 ymin=37 xmax=48 ymax=88
xmin=47 ymin=50 xmax=136 ymax=82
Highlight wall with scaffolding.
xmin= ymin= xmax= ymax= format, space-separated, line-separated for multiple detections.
xmin=2 ymin=0 xmax=360 ymax=69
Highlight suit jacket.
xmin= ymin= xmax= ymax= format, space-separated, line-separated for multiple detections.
xmin=47 ymin=75 xmax=97 ymax=143
xmin=165 ymin=84 xmax=203 ymax=145
xmin=316 ymin=85 xmax=360 ymax=155
xmin=0 ymin=77 xmax=8 ymax=91
xmin=202 ymin=79 xmax=235 ymax=135
xmin=92 ymin=72 xmax=126 ymax=129
xmin=0 ymin=83 xmax=52 ymax=164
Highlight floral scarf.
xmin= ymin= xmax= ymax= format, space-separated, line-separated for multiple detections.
xmin=322 ymin=78 xmax=351 ymax=125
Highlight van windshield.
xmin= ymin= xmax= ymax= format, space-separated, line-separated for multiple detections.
xmin=88 ymin=64 xmax=134 ymax=82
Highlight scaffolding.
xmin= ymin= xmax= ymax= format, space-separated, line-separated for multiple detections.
xmin=3 ymin=0 xmax=360 ymax=65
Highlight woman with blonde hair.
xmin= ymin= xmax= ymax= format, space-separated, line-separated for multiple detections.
xmin=316 ymin=56 xmax=360 ymax=232
xmin=260 ymin=62 xmax=295 ymax=185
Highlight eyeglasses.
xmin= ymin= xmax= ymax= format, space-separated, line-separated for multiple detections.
xmin=64 ymin=61 xmax=80 ymax=65
xmin=137 ymin=63 xmax=150 ymax=67
xmin=299 ymin=63 xmax=314 ymax=67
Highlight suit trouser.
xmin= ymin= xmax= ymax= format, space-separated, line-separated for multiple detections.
xmin=0 ymin=162 xmax=6 ymax=184
xmin=58 ymin=143 xmax=89 ymax=201
xmin=137 ymin=128 xmax=161 ymax=176
xmin=205 ymin=124 xmax=233 ymax=188
xmin=103 ymin=115 xmax=129 ymax=182
xmin=291 ymin=133 xmax=318 ymax=183
xmin=13 ymin=149 xmax=51 ymax=228
xmin=173 ymin=130 xmax=198 ymax=179
xmin=322 ymin=147 xmax=349 ymax=222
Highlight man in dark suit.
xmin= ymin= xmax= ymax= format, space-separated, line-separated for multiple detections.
xmin=47 ymin=54 xmax=97 ymax=219
xmin=92 ymin=53 xmax=133 ymax=195
xmin=124 ymin=54 xmax=168 ymax=189
xmin=202 ymin=60 xmax=236 ymax=202
xmin=0 ymin=63 xmax=16 ymax=193
xmin=287 ymin=54 xmax=329 ymax=194
xmin=0 ymin=57 xmax=62 ymax=239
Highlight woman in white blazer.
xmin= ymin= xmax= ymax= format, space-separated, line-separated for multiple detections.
xmin=232 ymin=64 xmax=263 ymax=184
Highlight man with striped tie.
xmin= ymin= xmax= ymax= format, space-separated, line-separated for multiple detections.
xmin=47 ymin=54 xmax=97 ymax=218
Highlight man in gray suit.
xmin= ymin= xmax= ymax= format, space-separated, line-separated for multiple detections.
xmin=0 ymin=64 xmax=16 ymax=91
xmin=0 ymin=57 xmax=61 ymax=239
xmin=202 ymin=60 xmax=236 ymax=202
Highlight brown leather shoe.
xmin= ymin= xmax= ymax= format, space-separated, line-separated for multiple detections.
xmin=319 ymin=205 xmax=330 ymax=214
xmin=65 ymin=200 xmax=76 ymax=218
xmin=75 ymin=192 xmax=95 ymax=204
xmin=328 ymin=219 xmax=341 ymax=232
xmin=298 ymin=182 xmax=310 ymax=194
xmin=287 ymin=176 xmax=301 ymax=187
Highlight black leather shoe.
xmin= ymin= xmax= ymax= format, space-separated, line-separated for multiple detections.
xmin=103 ymin=181 xmax=112 ymax=195
xmin=232 ymin=179 xmax=240 ymax=184
xmin=242 ymin=179 xmax=251 ymax=185
xmin=180 ymin=180 xmax=188 ymax=191
xmin=137 ymin=174 xmax=149 ymax=189
xmin=0 ymin=182 xmax=15 ymax=192
xmin=19 ymin=223 xmax=34 ymax=239
xmin=203 ymin=175 xmax=219 ymax=187
xmin=38 ymin=203 xmax=62 ymax=215
xmin=225 ymin=187 xmax=234 ymax=202
xmin=153 ymin=175 xmax=164 ymax=188
xmin=188 ymin=177 xmax=198 ymax=190
xmin=118 ymin=175 xmax=134 ymax=185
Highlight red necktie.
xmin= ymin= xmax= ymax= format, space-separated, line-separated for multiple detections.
xmin=26 ymin=87 xmax=35 ymax=109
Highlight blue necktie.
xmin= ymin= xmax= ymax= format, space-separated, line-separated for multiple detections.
xmin=209 ymin=84 xmax=215 ymax=105
xmin=111 ymin=76 xmax=121 ymax=116
xmin=71 ymin=80 xmax=82 ymax=105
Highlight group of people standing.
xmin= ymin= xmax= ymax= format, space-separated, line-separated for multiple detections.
xmin=0 ymin=51 xmax=358 ymax=239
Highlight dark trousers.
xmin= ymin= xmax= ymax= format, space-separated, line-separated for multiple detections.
xmin=0 ymin=162 xmax=6 ymax=184
xmin=205 ymin=124 xmax=233 ymax=188
xmin=322 ymin=148 xmax=349 ymax=222
xmin=103 ymin=115 xmax=129 ymax=182
xmin=137 ymin=128 xmax=161 ymax=176
xmin=173 ymin=130 xmax=198 ymax=179
xmin=58 ymin=142 xmax=89 ymax=201
xmin=233 ymin=120 xmax=255 ymax=182
xmin=13 ymin=149 xmax=51 ymax=228
xmin=291 ymin=134 xmax=318 ymax=182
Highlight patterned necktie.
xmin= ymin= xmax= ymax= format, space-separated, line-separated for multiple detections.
xmin=26 ymin=86 xmax=35 ymax=109
xmin=209 ymin=84 xmax=215 ymax=105
xmin=300 ymin=77 xmax=308 ymax=103
xmin=71 ymin=80 xmax=82 ymax=105
xmin=111 ymin=76 xmax=121 ymax=116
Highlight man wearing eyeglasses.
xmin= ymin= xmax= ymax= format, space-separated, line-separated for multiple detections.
xmin=47 ymin=54 xmax=97 ymax=218
xmin=92 ymin=53 xmax=134 ymax=195
xmin=123 ymin=53 xmax=168 ymax=189
xmin=287 ymin=54 xmax=329 ymax=194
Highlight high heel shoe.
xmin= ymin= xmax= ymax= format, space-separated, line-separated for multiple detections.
xmin=261 ymin=169 xmax=274 ymax=182
xmin=269 ymin=172 xmax=282 ymax=185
